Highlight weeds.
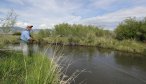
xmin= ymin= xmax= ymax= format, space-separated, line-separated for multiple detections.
xmin=0 ymin=49 xmax=82 ymax=84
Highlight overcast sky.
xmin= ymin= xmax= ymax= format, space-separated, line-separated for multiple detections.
xmin=0 ymin=0 xmax=146 ymax=30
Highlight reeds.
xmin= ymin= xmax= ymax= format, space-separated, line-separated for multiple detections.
xmin=43 ymin=36 xmax=146 ymax=54
xmin=0 ymin=35 xmax=19 ymax=45
xmin=0 ymin=50 xmax=81 ymax=84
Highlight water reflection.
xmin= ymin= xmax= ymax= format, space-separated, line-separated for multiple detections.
xmin=114 ymin=52 xmax=146 ymax=70
xmin=20 ymin=42 xmax=35 ymax=56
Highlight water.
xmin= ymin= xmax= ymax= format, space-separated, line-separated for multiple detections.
xmin=8 ymin=44 xmax=146 ymax=84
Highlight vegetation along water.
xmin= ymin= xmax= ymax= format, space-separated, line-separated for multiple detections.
xmin=0 ymin=10 xmax=146 ymax=84
xmin=1 ymin=17 xmax=146 ymax=55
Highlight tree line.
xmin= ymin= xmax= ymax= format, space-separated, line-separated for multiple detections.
xmin=38 ymin=17 xmax=146 ymax=42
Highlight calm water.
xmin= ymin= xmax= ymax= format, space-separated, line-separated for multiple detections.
xmin=8 ymin=44 xmax=146 ymax=84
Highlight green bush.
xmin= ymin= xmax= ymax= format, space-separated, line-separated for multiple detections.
xmin=53 ymin=23 xmax=113 ymax=38
xmin=38 ymin=29 xmax=51 ymax=38
xmin=115 ymin=17 xmax=146 ymax=41
xmin=12 ymin=32 xmax=21 ymax=36
xmin=0 ymin=35 xmax=19 ymax=44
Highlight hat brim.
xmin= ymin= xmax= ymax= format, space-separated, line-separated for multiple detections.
xmin=27 ymin=25 xmax=33 ymax=28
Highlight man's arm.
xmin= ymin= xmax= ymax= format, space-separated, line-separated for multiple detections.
xmin=24 ymin=32 xmax=32 ymax=41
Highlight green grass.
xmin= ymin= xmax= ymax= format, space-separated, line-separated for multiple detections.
xmin=42 ymin=36 xmax=146 ymax=54
xmin=0 ymin=35 xmax=19 ymax=45
xmin=0 ymin=51 xmax=62 ymax=84
xmin=0 ymin=25 xmax=146 ymax=55
xmin=36 ymin=23 xmax=146 ymax=54
xmin=94 ymin=37 xmax=146 ymax=54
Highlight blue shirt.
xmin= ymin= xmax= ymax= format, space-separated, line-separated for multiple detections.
xmin=21 ymin=30 xmax=31 ymax=42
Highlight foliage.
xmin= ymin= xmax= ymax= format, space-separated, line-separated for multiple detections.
xmin=139 ymin=17 xmax=146 ymax=41
xmin=38 ymin=29 xmax=51 ymax=38
xmin=0 ymin=52 xmax=60 ymax=84
xmin=115 ymin=17 xmax=146 ymax=41
xmin=32 ymin=29 xmax=52 ymax=43
xmin=53 ymin=23 xmax=113 ymax=38
xmin=12 ymin=32 xmax=21 ymax=36
xmin=34 ymin=22 xmax=146 ymax=54
xmin=0 ymin=35 xmax=19 ymax=45
xmin=43 ymin=36 xmax=146 ymax=54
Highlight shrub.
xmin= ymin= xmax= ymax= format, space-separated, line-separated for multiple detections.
xmin=13 ymin=32 xmax=21 ymax=36
xmin=115 ymin=17 xmax=146 ymax=41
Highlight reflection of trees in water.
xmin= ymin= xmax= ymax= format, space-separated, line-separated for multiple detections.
xmin=50 ymin=46 xmax=114 ymax=62
xmin=96 ymin=48 xmax=113 ymax=56
xmin=51 ymin=46 xmax=97 ymax=62
xmin=114 ymin=52 xmax=146 ymax=70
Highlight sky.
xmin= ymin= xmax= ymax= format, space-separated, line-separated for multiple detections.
xmin=0 ymin=0 xmax=146 ymax=30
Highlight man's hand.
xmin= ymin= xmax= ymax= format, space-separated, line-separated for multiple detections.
xmin=28 ymin=37 xmax=34 ymax=44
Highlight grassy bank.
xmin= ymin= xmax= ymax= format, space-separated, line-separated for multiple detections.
xmin=0 ymin=51 xmax=70 ymax=84
xmin=32 ymin=23 xmax=146 ymax=55
xmin=0 ymin=32 xmax=146 ymax=55
xmin=42 ymin=36 xmax=146 ymax=55
xmin=0 ymin=35 xmax=19 ymax=48
xmin=1 ymin=22 xmax=146 ymax=55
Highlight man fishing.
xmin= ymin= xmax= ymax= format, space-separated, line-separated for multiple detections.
xmin=20 ymin=25 xmax=33 ymax=56
xmin=21 ymin=25 xmax=33 ymax=43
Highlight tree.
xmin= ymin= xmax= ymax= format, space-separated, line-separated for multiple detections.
xmin=115 ymin=18 xmax=142 ymax=40
xmin=139 ymin=17 xmax=146 ymax=41
xmin=0 ymin=9 xmax=17 ymax=33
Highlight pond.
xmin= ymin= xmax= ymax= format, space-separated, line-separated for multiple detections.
xmin=7 ymin=44 xmax=146 ymax=84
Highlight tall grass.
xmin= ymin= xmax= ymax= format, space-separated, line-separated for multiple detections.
xmin=53 ymin=23 xmax=113 ymax=38
xmin=40 ymin=23 xmax=146 ymax=54
xmin=0 ymin=23 xmax=146 ymax=54
xmin=0 ymin=51 xmax=58 ymax=84
xmin=43 ymin=36 xmax=146 ymax=54
xmin=0 ymin=35 xmax=19 ymax=45
xmin=94 ymin=37 xmax=146 ymax=54
xmin=0 ymin=51 xmax=79 ymax=84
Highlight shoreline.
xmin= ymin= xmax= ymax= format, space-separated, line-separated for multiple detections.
xmin=0 ymin=35 xmax=146 ymax=56
xmin=5 ymin=41 xmax=146 ymax=56
xmin=46 ymin=43 xmax=146 ymax=56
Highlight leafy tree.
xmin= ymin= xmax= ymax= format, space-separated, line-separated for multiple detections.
xmin=114 ymin=17 xmax=146 ymax=41
xmin=139 ymin=17 xmax=146 ymax=41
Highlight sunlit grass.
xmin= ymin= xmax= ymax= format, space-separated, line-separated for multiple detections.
xmin=0 ymin=35 xmax=19 ymax=45
xmin=0 ymin=52 xmax=58 ymax=84
xmin=0 ymin=51 xmax=79 ymax=84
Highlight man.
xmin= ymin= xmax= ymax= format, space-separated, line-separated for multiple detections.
xmin=20 ymin=25 xmax=33 ymax=56
xmin=21 ymin=25 xmax=33 ymax=43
